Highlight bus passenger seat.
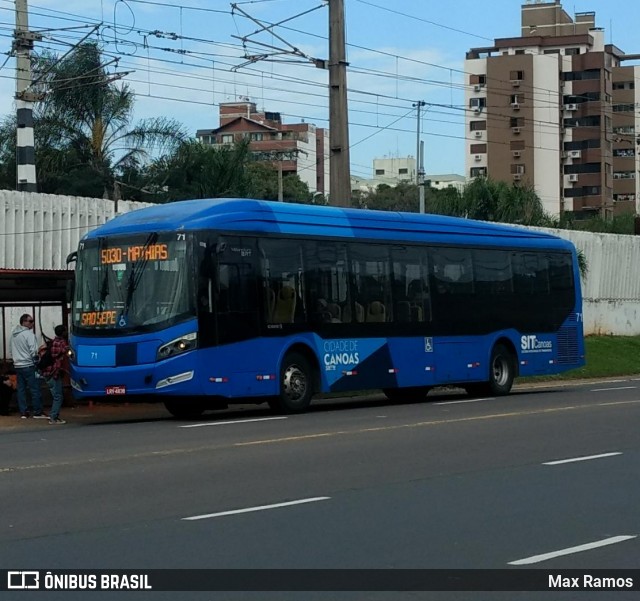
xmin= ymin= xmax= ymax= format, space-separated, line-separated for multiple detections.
xmin=366 ymin=301 xmax=386 ymax=323
xmin=326 ymin=302 xmax=342 ymax=322
xmin=355 ymin=302 xmax=365 ymax=323
xmin=410 ymin=304 xmax=424 ymax=322
xmin=273 ymin=286 xmax=296 ymax=323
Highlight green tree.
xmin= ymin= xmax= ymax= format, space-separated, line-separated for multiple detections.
xmin=358 ymin=181 xmax=418 ymax=212
xmin=143 ymin=140 xmax=251 ymax=201
xmin=145 ymin=140 xmax=313 ymax=203
xmin=245 ymin=162 xmax=312 ymax=203
xmin=0 ymin=42 xmax=186 ymax=197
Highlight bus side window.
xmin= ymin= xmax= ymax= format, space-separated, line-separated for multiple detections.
xmin=260 ymin=238 xmax=307 ymax=324
xmin=391 ymin=245 xmax=430 ymax=324
xmin=305 ymin=241 xmax=349 ymax=325
xmin=513 ymin=253 xmax=548 ymax=296
xmin=474 ymin=249 xmax=513 ymax=296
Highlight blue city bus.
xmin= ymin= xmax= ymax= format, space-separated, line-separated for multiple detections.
xmin=68 ymin=199 xmax=585 ymax=417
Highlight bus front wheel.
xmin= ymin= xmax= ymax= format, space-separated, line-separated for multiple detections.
xmin=269 ymin=352 xmax=313 ymax=414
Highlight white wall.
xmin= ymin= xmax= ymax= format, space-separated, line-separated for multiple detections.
xmin=533 ymin=226 xmax=640 ymax=335
xmin=0 ymin=191 xmax=151 ymax=270
xmin=532 ymin=54 xmax=562 ymax=218
xmin=297 ymin=128 xmax=318 ymax=193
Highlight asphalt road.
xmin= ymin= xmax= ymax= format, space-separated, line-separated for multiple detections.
xmin=1 ymin=379 xmax=639 ymax=601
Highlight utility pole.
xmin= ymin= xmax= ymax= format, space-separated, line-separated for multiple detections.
xmin=328 ymin=0 xmax=351 ymax=207
xmin=13 ymin=0 xmax=40 ymax=192
xmin=413 ymin=100 xmax=426 ymax=213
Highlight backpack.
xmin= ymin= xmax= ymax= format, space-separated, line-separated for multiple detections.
xmin=36 ymin=341 xmax=54 ymax=372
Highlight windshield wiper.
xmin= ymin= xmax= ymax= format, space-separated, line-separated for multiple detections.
xmin=90 ymin=238 xmax=107 ymax=310
xmin=122 ymin=233 xmax=158 ymax=318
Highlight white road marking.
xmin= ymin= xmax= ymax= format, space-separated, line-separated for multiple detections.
xmin=509 ymin=535 xmax=637 ymax=565
xmin=435 ymin=398 xmax=495 ymax=405
xmin=543 ymin=452 xmax=622 ymax=466
xmin=179 ymin=417 xmax=288 ymax=428
xmin=182 ymin=497 xmax=330 ymax=521
xmin=591 ymin=386 xmax=636 ymax=392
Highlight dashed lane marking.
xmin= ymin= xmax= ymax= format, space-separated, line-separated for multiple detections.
xmin=542 ymin=452 xmax=622 ymax=466
xmin=180 ymin=417 xmax=288 ymax=428
xmin=509 ymin=535 xmax=637 ymax=565
xmin=182 ymin=497 xmax=330 ymax=521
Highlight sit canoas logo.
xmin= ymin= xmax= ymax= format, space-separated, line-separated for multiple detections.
xmin=520 ymin=335 xmax=552 ymax=353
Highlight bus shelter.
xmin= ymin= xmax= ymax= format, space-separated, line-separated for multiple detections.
xmin=0 ymin=268 xmax=73 ymax=362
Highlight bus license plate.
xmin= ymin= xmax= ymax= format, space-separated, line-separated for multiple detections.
xmin=106 ymin=385 xmax=126 ymax=395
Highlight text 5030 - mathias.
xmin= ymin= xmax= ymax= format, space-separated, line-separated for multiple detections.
xmin=549 ymin=574 xmax=634 ymax=589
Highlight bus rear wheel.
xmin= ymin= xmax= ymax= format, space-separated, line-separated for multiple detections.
xmin=488 ymin=343 xmax=515 ymax=395
xmin=382 ymin=387 xmax=431 ymax=403
xmin=268 ymin=352 xmax=313 ymax=414
xmin=467 ymin=344 xmax=515 ymax=397
xmin=164 ymin=399 xmax=205 ymax=419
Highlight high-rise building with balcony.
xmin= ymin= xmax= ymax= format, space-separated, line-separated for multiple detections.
xmin=465 ymin=0 xmax=639 ymax=219
xmin=196 ymin=100 xmax=329 ymax=195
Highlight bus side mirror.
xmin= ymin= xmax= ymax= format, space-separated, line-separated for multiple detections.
xmin=66 ymin=251 xmax=77 ymax=266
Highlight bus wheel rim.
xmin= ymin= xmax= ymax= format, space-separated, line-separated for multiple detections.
xmin=493 ymin=357 xmax=508 ymax=386
xmin=283 ymin=364 xmax=307 ymax=402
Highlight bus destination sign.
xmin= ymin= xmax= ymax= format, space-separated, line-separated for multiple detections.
xmin=100 ymin=244 xmax=169 ymax=264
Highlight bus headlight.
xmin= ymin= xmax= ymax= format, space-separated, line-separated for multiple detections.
xmin=67 ymin=347 xmax=76 ymax=363
xmin=156 ymin=332 xmax=197 ymax=361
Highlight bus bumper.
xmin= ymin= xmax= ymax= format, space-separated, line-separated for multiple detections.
xmin=69 ymin=353 xmax=202 ymax=398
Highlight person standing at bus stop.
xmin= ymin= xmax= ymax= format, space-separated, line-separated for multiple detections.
xmin=40 ymin=325 xmax=69 ymax=425
xmin=10 ymin=314 xmax=46 ymax=419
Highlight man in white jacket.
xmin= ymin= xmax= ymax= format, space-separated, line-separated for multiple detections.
xmin=10 ymin=314 xmax=46 ymax=419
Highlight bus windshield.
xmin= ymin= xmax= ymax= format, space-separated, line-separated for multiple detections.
xmin=72 ymin=233 xmax=195 ymax=334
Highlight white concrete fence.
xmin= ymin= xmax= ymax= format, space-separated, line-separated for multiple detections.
xmin=1 ymin=191 xmax=639 ymax=358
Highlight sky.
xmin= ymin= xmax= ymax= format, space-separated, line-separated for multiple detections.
xmin=0 ymin=0 xmax=639 ymax=181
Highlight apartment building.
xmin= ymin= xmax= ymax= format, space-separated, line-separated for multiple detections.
xmin=373 ymin=157 xmax=417 ymax=184
xmin=465 ymin=0 xmax=640 ymax=219
xmin=196 ymin=100 xmax=329 ymax=195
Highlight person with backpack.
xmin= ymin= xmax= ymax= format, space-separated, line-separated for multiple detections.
xmin=40 ymin=324 xmax=69 ymax=425
xmin=10 ymin=314 xmax=46 ymax=419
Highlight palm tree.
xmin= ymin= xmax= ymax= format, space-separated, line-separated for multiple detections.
xmin=6 ymin=41 xmax=187 ymax=197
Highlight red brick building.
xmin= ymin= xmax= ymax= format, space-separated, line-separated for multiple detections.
xmin=196 ymin=100 xmax=329 ymax=195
